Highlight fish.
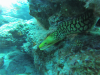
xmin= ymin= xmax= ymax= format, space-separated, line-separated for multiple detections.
xmin=39 ymin=10 xmax=99 ymax=50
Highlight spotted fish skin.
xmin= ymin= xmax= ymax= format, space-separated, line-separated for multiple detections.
xmin=39 ymin=10 xmax=99 ymax=50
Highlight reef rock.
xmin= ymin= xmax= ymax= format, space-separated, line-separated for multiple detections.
xmin=28 ymin=0 xmax=86 ymax=29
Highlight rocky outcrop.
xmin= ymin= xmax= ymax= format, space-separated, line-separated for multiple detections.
xmin=28 ymin=0 xmax=86 ymax=29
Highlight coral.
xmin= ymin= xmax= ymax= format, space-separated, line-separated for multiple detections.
xmin=67 ymin=49 xmax=100 ymax=75
xmin=0 ymin=19 xmax=34 ymax=49
xmin=21 ymin=42 xmax=31 ymax=53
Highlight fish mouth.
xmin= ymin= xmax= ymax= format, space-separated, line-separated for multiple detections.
xmin=39 ymin=44 xmax=51 ymax=50
xmin=39 ymin=40 xmax=58 ymax=50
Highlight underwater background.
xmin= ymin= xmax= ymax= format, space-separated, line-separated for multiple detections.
xmin=0 ymin=0 xmax=100 ymax=75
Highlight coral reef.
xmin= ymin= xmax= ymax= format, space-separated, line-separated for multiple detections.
xmin=0 ymin=0 xmax=100 ymax=75
xmin=32 ymin=29 xmax=100 ymax=75
xmin=0 ymin=19 xmax=36 ymax=49
xmin=0 ymin=20 xmax=25 ymax=49
xmin=28 ymin=0 xmax=86 ymax=29
xmin=28 ymin=0 xmax=60 ymax=29
xmin=0 ymin=14 xmax=100 ymax=75
xmin=0 ymin=50 xmax=41 ymax=75
xmin=0 ymin=15 xmax=22 ymax=26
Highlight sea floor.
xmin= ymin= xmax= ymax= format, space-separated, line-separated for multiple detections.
xmin=0 ymin=47 xmax=41 ymax=75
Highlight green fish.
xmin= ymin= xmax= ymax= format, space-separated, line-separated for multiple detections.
xmin=39 ymin=10 xmax=99 ymax=50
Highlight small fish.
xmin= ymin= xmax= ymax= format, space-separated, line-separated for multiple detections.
xmin=39 ymin=10 xmax=99 ymax=50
